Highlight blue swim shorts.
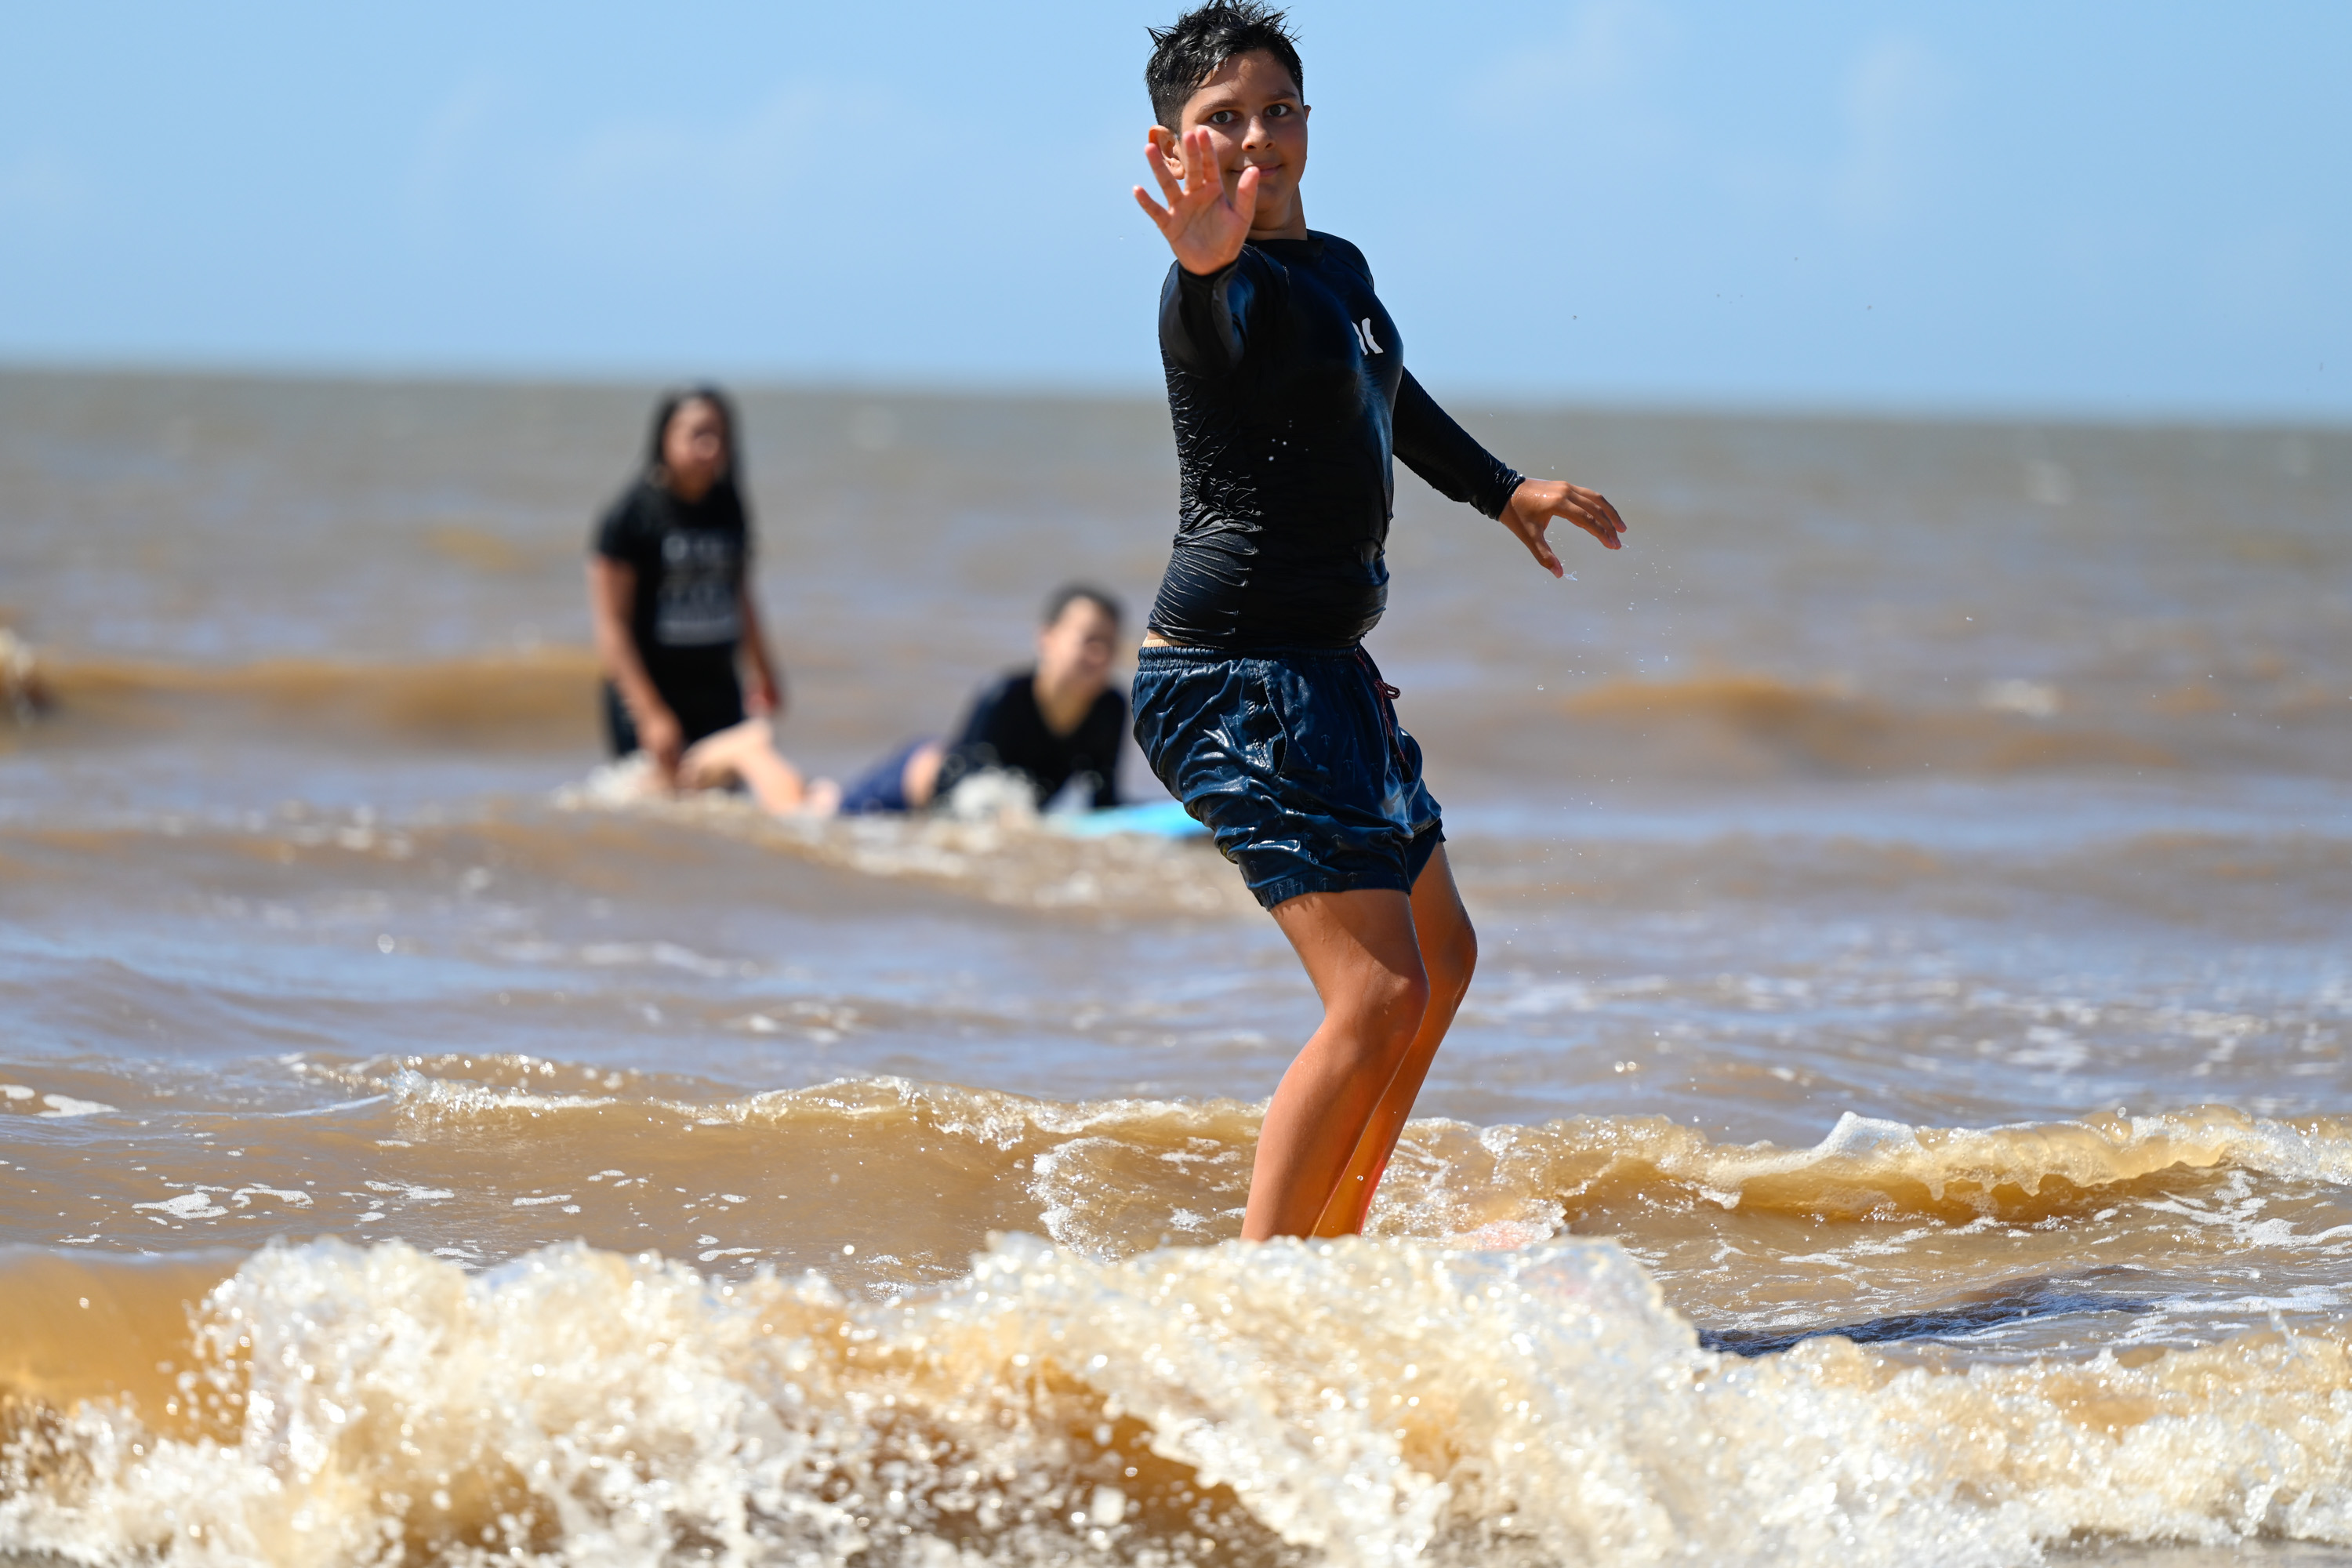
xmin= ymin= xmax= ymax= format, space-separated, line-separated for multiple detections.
xmin=837 ymin=737 xmax=933 ymax=815
xmin=1132 ymin=644 xmax=1443 ymax=910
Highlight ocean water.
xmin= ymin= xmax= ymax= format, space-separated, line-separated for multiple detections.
xmin=1 ymin=368 xmax=2348 ymax=1566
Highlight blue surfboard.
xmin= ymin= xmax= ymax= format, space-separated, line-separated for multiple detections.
xmin=1049 ymin=800 xmax=1206 ymax=839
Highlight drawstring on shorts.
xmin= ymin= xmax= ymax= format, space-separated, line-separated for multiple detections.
xmin=1354 ymin=647 xmax=1409 ymax=768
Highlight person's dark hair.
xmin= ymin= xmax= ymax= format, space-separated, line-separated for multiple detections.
xmin=1145 ymin=2 xmax=1303 ymax=131
xmin=643 ymin=384 xmax=745 ymax=499
xmin=1043 ymin=583 xmax=1124 ymax=629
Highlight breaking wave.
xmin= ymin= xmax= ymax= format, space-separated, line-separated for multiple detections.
xmin=5 ymin=1233 xmax=2352 ymax=1566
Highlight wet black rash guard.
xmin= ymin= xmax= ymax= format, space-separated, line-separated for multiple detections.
xmin=1147 ymin=230 xmax=1526 ymax=651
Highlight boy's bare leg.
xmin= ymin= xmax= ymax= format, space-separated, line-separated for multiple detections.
xmin=1246 ymin=887 xmax=1431 ymax=1240
xmin=1309 ymin=847 xmax=1475 ymax=1237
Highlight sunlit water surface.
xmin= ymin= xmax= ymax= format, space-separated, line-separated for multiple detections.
xmin=2 ymin=371 xmax=2348 ymax=1565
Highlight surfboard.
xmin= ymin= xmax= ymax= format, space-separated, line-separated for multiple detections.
xmin=1049 ymin=800 xmax=1206 ymax=839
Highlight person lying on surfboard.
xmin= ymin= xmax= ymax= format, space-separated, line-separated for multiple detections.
xmin=686 ymin=584 xmax=1130 ymax=820
xmin=1127 ymin=1 xmax=1628 ymax=1240
xmin=833 ymin=583 xmax=1128 ymax=816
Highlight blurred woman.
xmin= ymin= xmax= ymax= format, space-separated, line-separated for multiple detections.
xmin=586 ymin=387 xmax=804 ymax=797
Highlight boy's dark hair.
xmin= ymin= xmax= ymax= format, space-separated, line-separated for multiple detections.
xmin=1145 ymin=2 xmax=1303 ymax=131
xmin=1043 ymin=583 xmax=1124 ymax=628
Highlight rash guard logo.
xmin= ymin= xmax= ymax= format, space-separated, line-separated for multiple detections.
xmin=1354 ymin=318 xmax=1384 ymax=356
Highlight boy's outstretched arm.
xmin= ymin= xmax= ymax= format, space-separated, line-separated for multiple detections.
xmin=1392 ymin=368 xmax=1627 ymax=575
xmin=1498 ymin=480 xmax=1628 ymax=576
xmin=1134 ymin=127 xmax=1259 ymax=275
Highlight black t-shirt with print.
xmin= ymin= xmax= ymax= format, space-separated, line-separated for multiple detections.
xmin=592 ymin=477 xmax=749 ymax=739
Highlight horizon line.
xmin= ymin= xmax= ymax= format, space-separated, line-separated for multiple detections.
xmin=5 ymin=354 xmax=2347 ymax=435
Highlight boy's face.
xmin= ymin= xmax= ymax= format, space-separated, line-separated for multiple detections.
xmin=1036 ymin=600 xmax=1120 ymax=695
xmin=1155 ymin=49 xmax=1308 ymax=237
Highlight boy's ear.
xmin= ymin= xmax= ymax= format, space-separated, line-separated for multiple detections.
xmin=1147 ymin=124 xmax=1183 ymax=172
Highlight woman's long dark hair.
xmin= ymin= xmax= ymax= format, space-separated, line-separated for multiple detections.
xmin=641 ymin=384 xmax=747 ymax=517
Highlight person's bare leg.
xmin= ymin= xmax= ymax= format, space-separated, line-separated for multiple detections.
xmin=899 ymin=741 xmax=946 ymax=809
xmin=678 ymin=719 xmax=837 ymax=815
xmin=1244 ymin=888 xmax=1430 ymax=1240
xmin=1310 ymin=847 xmax=1476 ymax=1237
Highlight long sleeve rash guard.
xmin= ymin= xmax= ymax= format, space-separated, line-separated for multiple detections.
xmin=1146 ymin=231 xmax=1524 ymax=651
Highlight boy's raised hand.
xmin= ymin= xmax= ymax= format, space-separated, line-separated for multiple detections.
xmin=1499 ymin=479 xmax=1628 ymax=576
xmin=1134 ymin=127 xmax=1258 ymax=277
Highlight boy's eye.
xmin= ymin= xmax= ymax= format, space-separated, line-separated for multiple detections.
xmin=1267 ymin=103 xmax=1291 ymax=118
xmin=1207 ymin=109 xmax=1236 ymax=125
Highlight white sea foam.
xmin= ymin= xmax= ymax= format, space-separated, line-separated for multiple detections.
xmin=5 ymin=1235 xmax=2352 ymax=1566
xmin=0 ymin=1086 xmax=117 ymax=1119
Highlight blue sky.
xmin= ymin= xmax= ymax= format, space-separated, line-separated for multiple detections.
xmin=3 ymin=2 xmax=2346 ymax=417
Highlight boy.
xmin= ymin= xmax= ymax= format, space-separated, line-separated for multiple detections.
xmin=1128 ymin=2 xmax=1627 ymax=1240
xmin=837 ymin=585 xmax=1129 ymax=815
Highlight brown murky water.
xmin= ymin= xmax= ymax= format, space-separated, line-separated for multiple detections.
xmin=2 ymin=368 xmax=2349 ymax=1564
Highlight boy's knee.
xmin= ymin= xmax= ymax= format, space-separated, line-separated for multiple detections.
xmin=1352 ymin=963 xmax=1430 ymax=1055
xmin=1413 ymin=900 xmax=1475 ymax=1008
xmin=1432 ymin=923 xmax=1476 ymax=1003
